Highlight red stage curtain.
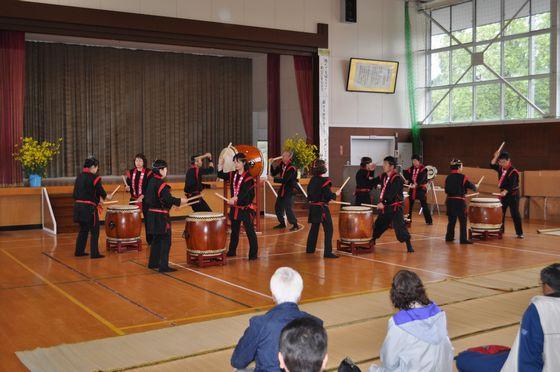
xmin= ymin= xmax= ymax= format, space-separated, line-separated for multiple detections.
xmin=0 ymin=31 xmax=25 ymax=186
xmin=267 ymin=54 xmax=281 ymax=157
xmin=293 ymin=55 xmax=313 ymax=144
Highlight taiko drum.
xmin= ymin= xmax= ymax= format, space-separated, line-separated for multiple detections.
xmin=469 ymin=198 xmax=503 ymax=232
xmin=339 ymin=206 xmax=374 ymax=244
xmin=105 ymin=205 xmax=142 ymax=242
xmin=183 ymin=212 xmax=227 ymax=255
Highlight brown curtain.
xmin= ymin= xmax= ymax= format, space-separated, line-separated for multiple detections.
xmin=25 ymin=42 xmax=252 ymax=177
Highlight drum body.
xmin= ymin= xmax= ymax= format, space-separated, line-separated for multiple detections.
xmin=403 ymin=192 xmax=410 ymax=214
xmin=105 ymin=205 xmax=142 ymax=242
xmin=469 ymin=198 xmax=502 ymax=232
xmin=339 ymin=206 xmax=374 ymax=243
xmin=184 ymin=212 xmax=227 ymax=254
xmin=219 ymin=144 xmax=264 ymax=178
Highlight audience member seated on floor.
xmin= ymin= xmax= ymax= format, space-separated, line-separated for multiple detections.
xmin=231 ymin=267 xmax=322 ymax=372
xmin=458 ymin=262 xmax=560 ymax=372
xmin=368 ymin=270 xmax=453 ymax=372
xmin=278 ymin=317 xmax=328 ymax=372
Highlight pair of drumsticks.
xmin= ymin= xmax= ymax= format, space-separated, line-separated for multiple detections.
xmin=264 ymin=176 xmax=352 ymax=199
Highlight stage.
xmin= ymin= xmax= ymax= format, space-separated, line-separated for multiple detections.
xmin=1 ymin=214 xmax=559 ymax=371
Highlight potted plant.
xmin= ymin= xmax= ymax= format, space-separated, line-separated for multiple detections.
xmin=13 ymin=137 xmax=62 ymax=187
xmin=283 ymin=135 xmax=318 ymax=178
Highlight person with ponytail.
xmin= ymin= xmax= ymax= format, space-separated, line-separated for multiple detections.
xmin=144 ymin=159 xmax=189 ymax=272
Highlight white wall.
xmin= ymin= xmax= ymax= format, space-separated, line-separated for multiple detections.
xmin=22 ymin=0 xmax=424 ymax=129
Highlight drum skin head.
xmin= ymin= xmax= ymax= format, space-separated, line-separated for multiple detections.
xmin=107 ymin=205 xmax=140 ymax=211
xmin=341 ymin=206 xmax=371 ymax=212
xmin=471 ymin=198 xmax=501 ymax=203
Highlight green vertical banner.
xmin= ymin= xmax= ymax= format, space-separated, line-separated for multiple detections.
xmin=404 ymin=1 xmax=421 ymax=155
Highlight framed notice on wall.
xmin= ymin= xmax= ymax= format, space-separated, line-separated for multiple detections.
xmin=346 ymin=58 xmax=399 ymax=94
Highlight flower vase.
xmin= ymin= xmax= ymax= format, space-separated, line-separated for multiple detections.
xmin=29 ymin=174 xmax=42 ymax=187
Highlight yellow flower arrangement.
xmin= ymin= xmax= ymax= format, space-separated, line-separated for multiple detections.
xmin=13 ymin=137 xmax=62 ymax=177
xmin=283 ymin=134 xmax=318 ymax=174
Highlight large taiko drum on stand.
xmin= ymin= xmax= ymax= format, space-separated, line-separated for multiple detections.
xmin=184 ymin=212 xmax=227 ymax=267
xmin=218 ymin=144 xmax=264 ymax=178
xmin=469 ymin=198 xmax=502 ymax=232
xmin=339 ymin=206 xmax=374 ymax=244
xmin=105 ymin=205 xmax=142 ymax=243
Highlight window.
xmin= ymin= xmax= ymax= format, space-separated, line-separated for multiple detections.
xmin=425 ymin=0 xmax=552 ymax=124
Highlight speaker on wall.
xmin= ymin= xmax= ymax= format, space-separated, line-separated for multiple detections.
xmin=342 ymin=0 xmax=357 ymax=23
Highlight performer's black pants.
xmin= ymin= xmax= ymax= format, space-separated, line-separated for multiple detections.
xmin=446 ymin=200 xmax=468 ymax=241
xmin=75 ymin=212 xmax=100 ymax=257
xmin=373 ymin=208 xmax=411 ymax=243
xmin=408 ymin=196 xmax=433 ymax=224
xmin=229 ymin=214 xmax=258 ymax=259
xmin=275 ymin=194 xmax=298 ymax=226
xmin=501 ymin=196 xmax=523 ymax=236
xmin=149 ymin=231 xmax=172 ymax=270
xmin=354 ymin=192 xmax=372 ymax=206
xmin=306 ymin=208 xmax=333 ymax=256
xmin=141 ymin=204 xmax=153 ymax=246
xmin=192 ymin=197 xmax=212 ymax=212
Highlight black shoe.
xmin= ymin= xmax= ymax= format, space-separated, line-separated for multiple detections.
xmin=75 ymin=252 xmax=89 ymax=257
xmin=426 ymin=222 xmax=433 ymax=225
xmin=324 ymin=253 xmax=339 ymax=259
xmin=306 ymin=250 xmax=315 ymax=254
xmin=445 ymin=238 xmax=454 ymax=242
xmin=248 ymin=256 xmax=258 ymax=261
xmin=226 ymin=251 xmax=236 ymax=257
xmin=159 ymin=267 xmax=177 ymax=273
xmin=273 ymin=224 xmax=286 ymax=229
xmin=460 ymin=240 xmax=474 ymax=245
xmin=289 ymin=225 xmax=300 ymax=231
xmin=406 ymin=241 xmax=414 ymax=253
xmin=90 ymin=254 xmax=105 ymax=259
xmin=147 ymin=264 xmax=158 ymax=269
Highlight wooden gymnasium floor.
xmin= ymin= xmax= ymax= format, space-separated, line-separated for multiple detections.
xmin=1 ymin=213 xmax=560 ymax=371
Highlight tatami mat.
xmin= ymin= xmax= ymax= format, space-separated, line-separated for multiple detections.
xmin=456 ymin=266 xmax=542 ymax=291
xmin=16 ymin=268 xmax=541 ymax=372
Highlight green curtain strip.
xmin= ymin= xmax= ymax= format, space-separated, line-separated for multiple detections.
xmin=404 ymin=1 xmax=421 ymax=155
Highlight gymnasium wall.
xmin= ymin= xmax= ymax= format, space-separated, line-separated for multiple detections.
xmin=421 ymin=121 xmax=560 ymax=171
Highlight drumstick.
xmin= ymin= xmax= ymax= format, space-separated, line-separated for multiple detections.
xmin=269 ymin=156 xmax=283 ymax=162
xmin=129 ymin=200 xmax=141 ymax=204
xmin=176 ymin=200 xmax=200 ymax=209
xmin=330 ymin=201 xmax=351 ymax=206
xmin=227 ymin=142 xmax=232 ymax=148
xmin=466 ymin=192 xmax=480 ymax=198
xmin=497 ymin=141 xmax=506 ymax=154
xmin=186 ymin=194 xmax=203 ymax=202
xmin=121 ymin=175 xmax=128 ymax=187
xmin=265 ymin=180 xmax=278 ymax=198
xmin=492 ymin=192 xmax=503 ymax=196
xmin=101 ymin=200 xmax=119 ymax=206
xmin=361 ymin=203 xmax=378 ymax=209
xmin=109 ymin=185 xmax=121 ymax=198
xmin=338 ymin=177 xmax=351 ymax=193
xmin=214 ymin=192 xmax=229 ymax=203
xmin=476 ymin=176 xmax=485 ymax=188
xmin=296 ymin=182 xmax=308 ymax=198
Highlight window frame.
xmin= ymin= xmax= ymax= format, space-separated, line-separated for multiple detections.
xmin=424 ymin=0 xmax=556 ymax=126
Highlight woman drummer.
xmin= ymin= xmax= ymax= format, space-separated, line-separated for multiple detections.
xmin=125 ymin=153 xmax=153 ymax=245
xmin=217 ymin=153 xmax=259 ymax=260
xmin=306 ymin=159 xmax=341 ymax=259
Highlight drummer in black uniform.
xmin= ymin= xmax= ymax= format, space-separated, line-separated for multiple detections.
xmin=354 ymin=156 xmax=376 ymax=206
xmin=73 ymin=157 xmax=112 ymax=259
xmin=184 ymin=152 xmax=214 ymax=212
xmin=371 ymin=156 xmax=414 ymax=253
xmin=490 ymin=150 xmax=523 ymax=238
xmin=305 ymin=159 xmax=341 ymax=259
xmin=268 ymin=150 xmax=299 ymax=231
xmin=218 ymin=153 xmax=259 ymax=260
xmin=445 ymin=159 xmax=478 ymax=244
xmin=404 ymin=154 xmax=433 ymax=225
xmin=125 ymin=153 xmax=153 ymax=245
xmin=144 ymin=159 xmax=189 ymax=272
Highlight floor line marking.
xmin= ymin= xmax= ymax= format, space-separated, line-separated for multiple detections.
xmin=1 ymin=248 xmax=124 ymax=336
xmin=41 ymin=252 xmax=166 ymax=320
xmin=169 ymin=261 xmax=273 ymax=300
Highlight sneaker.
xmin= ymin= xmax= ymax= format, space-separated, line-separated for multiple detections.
xmin=273 ymin=224 xmax=286 ymax=229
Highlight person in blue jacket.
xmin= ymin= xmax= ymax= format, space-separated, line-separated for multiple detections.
xmin=231 ymin=267 xmax=322 ymax=372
